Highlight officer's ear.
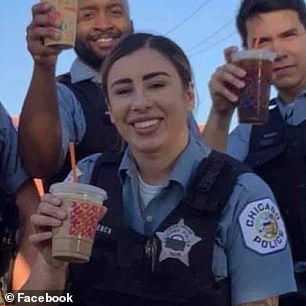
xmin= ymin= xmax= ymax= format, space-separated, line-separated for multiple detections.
xmin=185 ymin=82 xmax=195 ymax=112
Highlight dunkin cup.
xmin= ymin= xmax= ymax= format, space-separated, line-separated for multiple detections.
xmin=42 ymin=0 xmax=78 ymax=49
xmin=232 ymin=49 xmax=276 ymax=124
xmin=50 ymin=182 xmax=107 ymax=263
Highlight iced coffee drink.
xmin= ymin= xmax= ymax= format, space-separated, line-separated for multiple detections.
xmin=50 ymin=182 xmax=107 ymax=263
xmin=43 ymin=0 xmax=77 ymax=49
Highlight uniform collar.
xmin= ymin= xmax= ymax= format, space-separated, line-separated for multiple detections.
xmin=274 ymin=88 xmax=306 ymax=124
xmin=275 ymin=88 xmax=306 ymax=106
xmin=70 ymin=57 xmax=102 ymax=84
xmin=118 ymin=134 xmax=212 ymax=191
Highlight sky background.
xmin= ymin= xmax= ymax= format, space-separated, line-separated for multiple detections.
xmin=1 ymin=0 xmax=248 ymax=126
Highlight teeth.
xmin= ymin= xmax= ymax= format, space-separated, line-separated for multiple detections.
xmin=134 ymin=119 xmax=159 ymax=129
xmin=97 ymin=38 xmax=113 ymax=43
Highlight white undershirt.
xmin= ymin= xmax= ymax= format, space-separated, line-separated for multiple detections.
xmin=137 ymin=172 xmax=164 ymax=208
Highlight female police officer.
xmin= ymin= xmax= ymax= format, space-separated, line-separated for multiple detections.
xmin=26 ymin=33 xmax=295 ymax=306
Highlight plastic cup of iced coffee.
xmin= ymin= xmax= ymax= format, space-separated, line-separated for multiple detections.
xmin=232 ymin=49 xmax=276 ymax=125
xmin=42 ymin=0 xmax=78 ymax=49
xmin=50 ymin=182 xmax=107 ymax=263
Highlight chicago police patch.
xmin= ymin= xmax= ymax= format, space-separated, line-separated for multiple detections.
xmin=239 ymin=198 xmax=287 ymax=254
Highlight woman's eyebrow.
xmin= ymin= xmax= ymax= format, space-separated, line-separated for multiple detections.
xmin=110 ymin=71 xmax=170 ymax=88
xmin=143 ymin=71 xmax=170 ymax=81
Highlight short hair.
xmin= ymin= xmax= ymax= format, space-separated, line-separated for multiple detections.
xmin=101 ymin=32 xmax=193 ymax=102
xmin=237 ymin=0 xmax=306 ymax=47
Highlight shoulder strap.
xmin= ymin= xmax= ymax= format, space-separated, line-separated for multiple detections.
xmin=184 ymin=150 xmax=251 ymax=213
xmin=90 ymin=149 xmax=123 ymax=186
xmin=90 ymin=149 xmax=123 ymax=211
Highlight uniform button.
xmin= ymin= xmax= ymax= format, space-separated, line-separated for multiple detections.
xmin=146 ymin=215 xmax=153 ymax=223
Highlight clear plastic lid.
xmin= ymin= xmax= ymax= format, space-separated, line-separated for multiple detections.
xmin=50 ymin=182 xmax=108 ymax=205
xmin=232 ymin=49 xmax=277 ymax=62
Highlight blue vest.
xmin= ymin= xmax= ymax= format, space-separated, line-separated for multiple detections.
xmin=68 ymin=150 xmax=249 ymax=306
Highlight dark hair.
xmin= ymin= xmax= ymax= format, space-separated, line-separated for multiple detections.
xmin=101 ymin=32 xmax=193 ymax=101
xmin=237 ymin=0 xmax=306 ymax=47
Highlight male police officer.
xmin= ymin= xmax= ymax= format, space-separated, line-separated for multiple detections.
xmin=202 ymin=0 xmax=306 ymax=305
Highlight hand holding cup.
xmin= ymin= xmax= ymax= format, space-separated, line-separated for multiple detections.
xmin=49 ymin=182 xmax=108 ymax=263
xmin=209 ymin=46 xmax=247 ymax=115
xmin=30 ymin=185 xmax=107 ymax=265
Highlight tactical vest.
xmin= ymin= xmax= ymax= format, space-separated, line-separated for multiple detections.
xmin=68 ymin=150 xmax=249 ymax=306
xmin=245 ymin=105 xmax=306 ymax=261
xmin=44 ymin=73 xmax=121 ymax=188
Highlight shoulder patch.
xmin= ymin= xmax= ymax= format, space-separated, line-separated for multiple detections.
xmin=239 ymin=198 xmax=287 ymax=255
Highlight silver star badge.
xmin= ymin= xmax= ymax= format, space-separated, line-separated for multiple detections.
xmin=156 ymin=219 xmax=202 ymax=266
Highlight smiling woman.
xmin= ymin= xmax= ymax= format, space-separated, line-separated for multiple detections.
xmin=102 ymin=37 xmax=194 ymax=182
xmin=100 ymin=33 xmax=197 ymax=185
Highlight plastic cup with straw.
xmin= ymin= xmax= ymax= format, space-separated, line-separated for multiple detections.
xmin=49 ymin=141 xmax=108 ymax=263
xmin=231 ymin=36 xmax=276 ymax=124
